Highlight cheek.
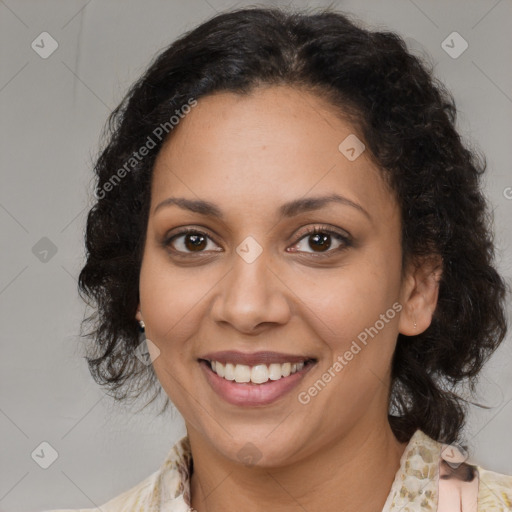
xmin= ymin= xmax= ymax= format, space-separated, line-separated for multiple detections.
xmin=303 ymin=271 xmax=400 ymax=407
xmin=139 ymin=250 xmax=212 ymax=337
xmin=297 ymin=248 xmax=401 ymax=344
xmin=138 ymin=253 xmax=208 ymax=410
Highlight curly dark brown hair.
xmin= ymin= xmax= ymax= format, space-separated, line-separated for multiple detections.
xmin=77 ymin=6 xmax=508 ymax=445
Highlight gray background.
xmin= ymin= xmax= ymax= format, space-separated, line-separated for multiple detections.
xmin=0 ymin=0 xmax=511 ymax=510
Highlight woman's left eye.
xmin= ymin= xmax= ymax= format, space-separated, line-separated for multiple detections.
xmin=288 ymin=227 xmax=351 ymax=256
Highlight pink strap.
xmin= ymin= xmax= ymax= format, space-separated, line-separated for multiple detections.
xmin=437 ymin=444 xmax=479 ymax=511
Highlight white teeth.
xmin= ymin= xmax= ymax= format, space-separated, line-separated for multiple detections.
xmin=251 ymin=364 xmax=269 ymax=384
xmin=268 ymin=363 xmax=282 ymax=380
xmin=208 ymin=360 xmax=310 ymax=384
xmin=216 ymin=361 xmax=225 ymax=378
xmin=224 ymin=363 xmax=236 ymax=381
xmin=234 ymin=364 xmax=251 ymax=383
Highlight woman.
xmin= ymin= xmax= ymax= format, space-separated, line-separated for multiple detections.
xmin=47 ymin=6 xmax=512 ymax=512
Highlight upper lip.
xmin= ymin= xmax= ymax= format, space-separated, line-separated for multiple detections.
xmin=199 ymin=351 xmax=316 ymax=366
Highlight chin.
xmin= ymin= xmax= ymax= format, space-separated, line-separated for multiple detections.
xmin=211 ymin=430 xmax=308 ymax=468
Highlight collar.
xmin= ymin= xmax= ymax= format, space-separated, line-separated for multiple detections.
xmin=155 ymin=429 xmax=444 ymax=511
xmin=152 ymin=434 xmax=193 ymax=511
xmin=381 ymin=429 xmax=441 ymax=511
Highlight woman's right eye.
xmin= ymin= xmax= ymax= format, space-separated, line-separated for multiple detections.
xmin=165 ymin=228 xmax=221 ymax=254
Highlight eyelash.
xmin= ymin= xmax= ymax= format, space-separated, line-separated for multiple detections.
xmin=163 ymin=225 xmax=352 ymax=259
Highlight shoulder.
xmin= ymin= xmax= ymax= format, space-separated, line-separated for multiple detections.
xmin=477 ymin=465 xmax=512 ymax=511
xmin=383 ymin=429 xmax=512 ymax=512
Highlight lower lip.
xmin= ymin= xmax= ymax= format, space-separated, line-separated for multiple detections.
xmin=199 ymin=360 xmax=315 ymax=407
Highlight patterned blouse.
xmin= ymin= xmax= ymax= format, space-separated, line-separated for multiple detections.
xmin=46 ymin=429 xmax=511 ymax=511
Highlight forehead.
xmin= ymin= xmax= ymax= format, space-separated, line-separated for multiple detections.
xmin=150 ymin=85 xmax=395 ymax=221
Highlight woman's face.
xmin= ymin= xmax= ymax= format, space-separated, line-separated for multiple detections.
xmin=138 ymin=85 xmax=411 ymax=466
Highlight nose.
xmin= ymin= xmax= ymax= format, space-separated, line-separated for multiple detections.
xmin=210 ymin=248 xmax=292 ymax=334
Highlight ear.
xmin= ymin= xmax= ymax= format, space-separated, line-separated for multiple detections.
xmin=398 ymin=254 xmax=443 ymax=336
xmin=135 ymin=305 xmax=143 ymax=322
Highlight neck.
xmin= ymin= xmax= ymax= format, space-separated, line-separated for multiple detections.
xmin=189 ymin=420 xmax=408 ymax=512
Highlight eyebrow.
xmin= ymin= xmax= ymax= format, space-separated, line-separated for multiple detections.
xmin=153 ymin=193 xmax=371 ymax=220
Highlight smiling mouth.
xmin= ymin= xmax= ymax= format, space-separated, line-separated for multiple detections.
xmin=198 ymin=358 xmax=317 ymax=384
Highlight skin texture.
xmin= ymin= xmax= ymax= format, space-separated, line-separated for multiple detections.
xmin=135 ymin=85 xmax=441 ymax=512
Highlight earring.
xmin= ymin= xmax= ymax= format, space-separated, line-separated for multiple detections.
xmin=413 ymin=319 xmax=417 ymax=329
xmin=138 ymin=319 xmax=145 ymax=333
